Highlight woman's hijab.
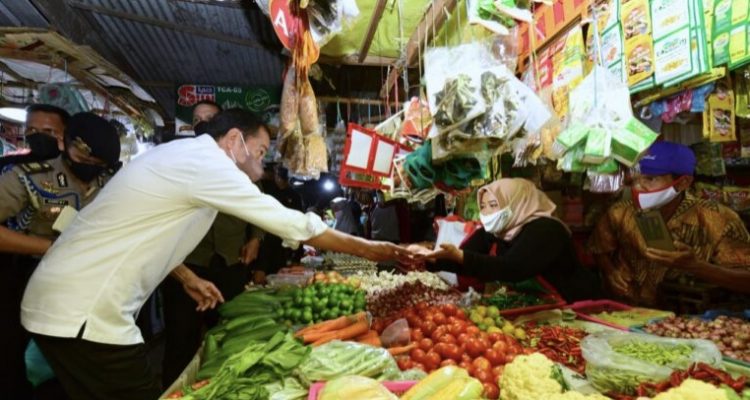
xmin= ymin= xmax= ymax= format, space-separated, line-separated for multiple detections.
xmin=477 ymin=178 xmax=569 ymax=241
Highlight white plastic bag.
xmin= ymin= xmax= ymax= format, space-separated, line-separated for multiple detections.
xmin=582 ymin=332 xmax=723 ymax=395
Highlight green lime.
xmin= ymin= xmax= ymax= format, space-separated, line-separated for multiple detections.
xmin=330 ymin=307 xmax=341 ymax=317
xmin=341 ymin=299 xmax=352 ymax=309
xmin=303 ymin=311 xmax=313 ymax=323
xmin=302 ymin=297 xmax=313 ymax=306
xmin=291 ymin=309 xmax=302 ymax=321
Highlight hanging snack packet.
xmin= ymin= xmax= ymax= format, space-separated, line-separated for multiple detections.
xmin=693 ymin=182 xmax=725 ymax=203
xmin=552 ymin=123 xmax=589 ymax=157
xmin=582 ymin=127 xmax=612 ymax=164
xmin=724 ymin=186 xmax=750 ymax=212
xmin=558 ymin=144 xmax=587 ymax=173
xmin=611 ymin=117 xmax=659 ymax=167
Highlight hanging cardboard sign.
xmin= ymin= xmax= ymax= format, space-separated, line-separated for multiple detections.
xmin=339 ymin=123 xmax=411 ymax=190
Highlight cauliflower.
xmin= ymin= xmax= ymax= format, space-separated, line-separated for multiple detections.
xmin=500 ymin=353 xmax=564 ymax=400
xmin=650 ymin=379 xmax=728 ymax=400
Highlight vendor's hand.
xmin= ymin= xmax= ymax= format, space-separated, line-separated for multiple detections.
xmin=405 ymin=243 xmax=435 ymax=257
xmin=423 ymin=243 xmax=464 ymax=264
xmin=240 ymin=237 xmax=261 ymax=265
xmin=645 ymin=241 xmax=698 ymax=269
xmin=607 ymin=269 xmax=631 ymax=296
xmin=361 ymin=241 xmax=416 ymax=263
xmin=183 ymin=277 xmax=225 ymax=312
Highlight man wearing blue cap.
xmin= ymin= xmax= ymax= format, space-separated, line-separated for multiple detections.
xmin=590 ymin=141 xmax=750 ymax=306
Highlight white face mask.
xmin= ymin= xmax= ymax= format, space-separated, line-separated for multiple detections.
xmin=635 ymin=184 xmax=680 ymax=211
xmin=480 ymin=207 xmax=513 ymax=234
xmin=230 ymin=133 xmax=251 ymax=164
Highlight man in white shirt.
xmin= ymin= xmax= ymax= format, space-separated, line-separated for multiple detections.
xmin=21 ymin=109 xmax=411 ymax=399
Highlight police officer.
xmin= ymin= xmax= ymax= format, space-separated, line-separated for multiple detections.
xmin=0 ymin=104 xmax=70 ymax=172
xmin=0 ymin=112 xmax=120 ymax=399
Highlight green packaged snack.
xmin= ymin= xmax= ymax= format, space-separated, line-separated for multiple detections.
xmin=589 ymin=158 xmax=620 ymax=174
xmin=558 ymin=144 xmax=587 ymax=173
xmin=582 ymin=127 xmax=612 ymax=164
xmin=611 ymin=118 xmax=659 ymax=167
xmin=553 ymin=123 xmax=590 ymax=156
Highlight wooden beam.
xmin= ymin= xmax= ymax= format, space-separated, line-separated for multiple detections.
xmin=318 ymin=54 xmax=397 ymax=67
xmin=358 ymin=0 xmax=388 ymax=64
xmin=379 ymin=0 xmax=458 ymax=98
xmin=68 ymin=1 xmax=263 ymax=49
xmin=318 ymin=96 xmax=388 ymax=106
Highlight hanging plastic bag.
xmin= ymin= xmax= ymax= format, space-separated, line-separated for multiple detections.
xmin=401 ymin=97 xmax=432 ymax=143
xmin=380 ymin=319 xmax=410 ymax=348
xmin=280 ymin=67 xmax=299 ymax=137
xmin=299 ymin=75 xmax=320 ymax=136
xmin=309 ymin=0 xmax=360 ymax=48
xmin=582 ymin=332 xmax=723 ymax=395
xmin=424 ymin=44 xmax=490 ymax=133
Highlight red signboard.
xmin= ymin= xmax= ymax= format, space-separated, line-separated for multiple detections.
xmin=269 ymin=0 xmax=302 ymax=50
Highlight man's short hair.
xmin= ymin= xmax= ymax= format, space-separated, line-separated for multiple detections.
xmin=206 ymin=108 xmax=268 ymax=140
xmin=193 ymin=100 xmax=220 ymax=112
xmin=26 ymin=104 xmax=71 ymax=126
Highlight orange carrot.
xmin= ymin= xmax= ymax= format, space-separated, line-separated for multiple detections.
xmin=311 ymin=320 xmax=370 ymax=347
xmin=296 ymin=312 xmax=367 ymax=339
xmin=354 ymin=330 xmax=379 ymax=341
xmin=387 ymin=343 xmax=416 ymax=356
xmin=358 ymin=336 xmax=382 ymax=347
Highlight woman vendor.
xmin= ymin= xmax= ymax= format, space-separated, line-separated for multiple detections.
xmin=418 ymin=178 xmax=602 ymax=302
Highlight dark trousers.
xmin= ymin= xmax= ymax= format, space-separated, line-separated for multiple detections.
xmin=33 ymin=333 xmax=161 ymax=400
xmin=161 ymin=259 xmax=249 ymax=387
xmin=0 ymin=253 xmax=35 ymax=399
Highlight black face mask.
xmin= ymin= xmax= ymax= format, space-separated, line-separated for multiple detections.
xmin=63 ymin=153 xmax=104 ymax=182
xmin=26 ymin=134 xmax=61 ymax=160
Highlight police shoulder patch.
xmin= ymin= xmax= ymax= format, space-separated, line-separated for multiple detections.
xmin=19 ymin=162 xmax=53 ymax=175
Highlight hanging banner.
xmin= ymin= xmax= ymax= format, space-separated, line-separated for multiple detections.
xmin=175 ymin=84 xmax=281 ymax=135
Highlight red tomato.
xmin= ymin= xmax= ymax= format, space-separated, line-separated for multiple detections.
xmin=406 ymin=315 xmax=420 ymax=329
xmin=421 ymin=321 xmax=437 ymax=336
xmin=484 ymin=349 xmax=504 ymax=366
xmin=457 ymin=333 xmax=472 ymax=346
xmin=472 ymin=357 xmax=492 ymax=372
xmin=492 ymin=340 xmax=508 ymax=353
xmin=466 ymin=326 xmax=481 ymax=336
xmin=461 ymin=353 xmax=473 ymax=363
xmin=459 ymin=360 xmax=472 ymax=371
xmin=411 ymin=328 xmax=424 ymax=342
xmin=441 ymin=303 xmax=458 ymax=316
xmin=412 ymin=362 xmax=426 ymax=371
xmin=416 ymin=301 xmax=429 ymax=311
xmin=483 ymin=382 xmax=500 ymax=400
xmin=466 ymin=339 xmax=487 ymax=358
xmin=396 ymin=357 xmax=413 ymax=370
xmin=431 ymin=325 xmax=449 ymax=342
xmin=439 ymin=333 xmax=457 ymax=345
xmin=492 ymin=365 xmax=505 ymax=379
xmin=477 ymin=338 xmax=491 ymax=351
xmin=488 ymin=333 xmax=503 ymax=343
xmin=473 ymin=369 xmax=492 ymax=384
xmin=419 ymin=338 xmax=434 ymax=352
xmin=440 ymin=359 xmax=457 ymax=367
xmin=449 ymin=322 xmax=465 ymax=336
xmin=372 ymin=320 xmax=385 ymax=333
xmin=410 ymin=348 xmax=426 ymax=363
xmin=504 ymin=354 xmax=515 ymax=364
xmin=455 ymin=309 xmax=467 ymax=320
xmin=443 ymin=344 xmax=462 ymax=361
xmin=424 ymin=351 xmax=442 ymax=370
xmin=432 ymin=312 xmax=447 ymax=325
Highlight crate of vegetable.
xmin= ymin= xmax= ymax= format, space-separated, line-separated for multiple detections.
xmin=639 ymin=312 xmax=750 ymax=367
xmin=581 ymin=331 xmax=724 ymax=395
xmin=568 ymin=299 xmax=674 ymax=330
xmin=480 ymin=277 xmax=566 ymax=318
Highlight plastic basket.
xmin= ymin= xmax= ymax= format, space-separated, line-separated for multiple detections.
xmin=307 ymin=381 xmax=417 ymax=400
xmin=568 ymin=299 xmax=633 ymax=330
xmin=491 ymin=277 xmax=567 ymax=318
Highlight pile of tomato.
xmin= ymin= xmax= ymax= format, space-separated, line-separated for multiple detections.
xmin=374 ymin=302 xmax=527 ymax=400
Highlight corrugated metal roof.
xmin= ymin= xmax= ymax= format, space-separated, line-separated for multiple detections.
xmin=77 ymin=0 xmax=285 ymax=117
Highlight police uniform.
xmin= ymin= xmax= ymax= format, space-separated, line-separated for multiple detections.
xmin=0 ymin=156 xmax=111 ymax=400
xmin=0 ymin=157 xmax=110 ymax=237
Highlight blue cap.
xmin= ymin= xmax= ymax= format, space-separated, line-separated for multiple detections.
xmin=638 ymin=141 xmax=696 ymax=176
